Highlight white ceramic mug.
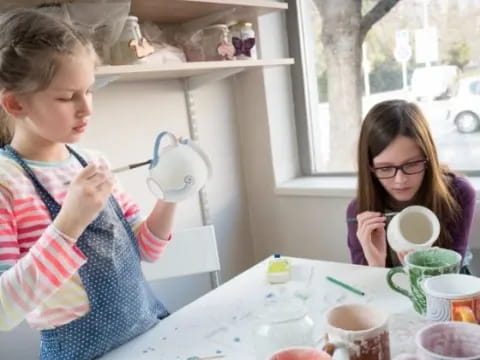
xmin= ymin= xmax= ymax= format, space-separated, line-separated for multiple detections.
xmin=387 ymin=206 xmax=440 ymax=253
xmin=423 ymin=273 xmax=480 ymax=323
xmin=394 ymin=322 xmax=480 ymax=360
xmin=323 ymin=304 xmax=390 ymax=360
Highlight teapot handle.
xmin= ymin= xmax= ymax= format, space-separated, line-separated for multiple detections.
xmin=151 ymin=131 xmax=178 ymax=168
xmin=180 ymin=138 xmax=213 ymax=180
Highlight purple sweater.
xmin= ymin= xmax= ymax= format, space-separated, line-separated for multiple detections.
xmin=347 ymin=176 xmax=476 ymax=267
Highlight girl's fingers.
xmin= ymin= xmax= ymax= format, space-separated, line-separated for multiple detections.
xmin=364 ymin=223 xmax=385 ymax=234
xmin=360 ymin=217 xmax=386 ymax=228
xmin=358 ymin=223 xmax=385 ymax=244
xmin=86 ymin=173 xmax=109 ymax=187
xmin=356 ymin=211 xmax=382 ymax=222
xmin=358 ymin=217 xmax=385 ymax=233
xmin=76 ymin=163 xmax=98 ymax=180
xmin=397 ymin=250 xmax=413 ymax=264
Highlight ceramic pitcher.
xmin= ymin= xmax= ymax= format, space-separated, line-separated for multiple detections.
xmin=147 ymin=131 xmax=212 ymax=203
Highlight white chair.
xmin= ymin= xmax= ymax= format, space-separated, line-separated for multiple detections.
xmin=141 ymin=224 xmax=221 ymax=288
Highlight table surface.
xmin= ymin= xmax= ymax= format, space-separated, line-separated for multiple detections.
xmin=101 ymin=257 xmax=429 ymax=360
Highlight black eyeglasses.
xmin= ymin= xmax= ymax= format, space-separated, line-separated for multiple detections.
xmin=370 ymin=159 xmax=428 ymax=179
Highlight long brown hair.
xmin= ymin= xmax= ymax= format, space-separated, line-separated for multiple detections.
xmin=0 ymin=8 xmax=94 ymax=147
xmin=356 ymin=99 xmax=460 ymax=249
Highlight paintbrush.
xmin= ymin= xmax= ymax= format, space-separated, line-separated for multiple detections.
xmin=63 ymin=159 xmax=152 ymax=185
xmin=108 ymin=159 xmax=152 ymax=174
xmin=346 ymin=212 xmax=398 ymax=223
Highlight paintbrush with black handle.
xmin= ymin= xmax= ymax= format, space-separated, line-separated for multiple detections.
xmin=63 ymin=159 xmax=151 ymax=185
xmin=346 ymin=212 xmax=398 ymax=223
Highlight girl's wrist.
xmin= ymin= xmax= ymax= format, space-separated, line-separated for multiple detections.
xmin=51 ymin=224 xmax=77 ymax=245
xmin=155 ymin=199 xmax=177 ymax=208
xmin=366 ymin=255 xmax=386 ymax=267
xmin=53 ymin=212 xmax=86 ymax=240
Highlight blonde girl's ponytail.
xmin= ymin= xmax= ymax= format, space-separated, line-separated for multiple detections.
xmin=0 ymin=107 xmax=13 ymax=148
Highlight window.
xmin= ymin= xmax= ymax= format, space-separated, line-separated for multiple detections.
xmin=289 ymin=0 xmax=480 ymax=175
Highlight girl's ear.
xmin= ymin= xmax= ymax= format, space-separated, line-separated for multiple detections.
xmin=0 ymin=91 xmax=27 ymax=118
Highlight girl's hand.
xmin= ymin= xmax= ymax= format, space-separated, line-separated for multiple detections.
xmin=356 ymin=211 xmax=387 ymax=267
xmin=54 ymin=163 xmax=114 ymax=240
xmin=396 ymin=250 xmax=413 ymax=266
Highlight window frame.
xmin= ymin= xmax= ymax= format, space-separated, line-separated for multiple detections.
xmin=287 ymin=0 xmax=357 ymax=177
xmin=287 ymin=0 xmax=319 ymax=176
xmin=286 ymin=0 xmax=480 ymax=177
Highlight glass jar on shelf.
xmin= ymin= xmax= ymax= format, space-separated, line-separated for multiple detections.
xmin=110 ymin=15 xmax=154 ymax=65
xmin=229 ymin=21 xmax=257 ymax=60
xmin=177 ymin=24 xmax=235 ymax=62
xmin=201 ymin=24 xmax=235 ymax=61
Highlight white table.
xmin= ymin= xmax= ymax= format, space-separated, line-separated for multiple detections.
xmin=101 ymin=257 xmax=429 ymax=360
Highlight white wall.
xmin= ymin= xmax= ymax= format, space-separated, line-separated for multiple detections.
xmin=84 ymin=79 xmax=256 ymax=306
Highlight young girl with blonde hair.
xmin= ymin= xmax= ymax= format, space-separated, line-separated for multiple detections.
xmin=0 ymin=8 xmax=176 ymax=359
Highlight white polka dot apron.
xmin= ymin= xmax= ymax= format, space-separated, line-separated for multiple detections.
xmin=4 ymin=145 xmax=169 ymax=360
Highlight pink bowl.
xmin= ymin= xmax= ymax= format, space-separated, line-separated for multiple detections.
xmin=268 ymin=347 xmax=332 ymax=360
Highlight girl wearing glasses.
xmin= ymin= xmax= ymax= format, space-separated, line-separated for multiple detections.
xmin=347 ymin=99 xmax=476 ymax=268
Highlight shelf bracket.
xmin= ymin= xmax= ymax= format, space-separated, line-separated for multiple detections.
xmin=186 ymin=67 xmax=244 ymax=91
xmin=182 ymin=79 xmax=213 ymax=228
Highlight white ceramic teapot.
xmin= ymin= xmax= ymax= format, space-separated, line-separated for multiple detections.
xmin=147 ymin=131 xmax=212 ymax=203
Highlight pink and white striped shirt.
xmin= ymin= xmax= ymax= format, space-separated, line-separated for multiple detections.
xmin=0 ymin=147 xmax=170 ymax=331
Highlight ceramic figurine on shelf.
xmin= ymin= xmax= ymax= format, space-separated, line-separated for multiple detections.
xmin=129 ymin=37 xmax=155 ymax=59
xmin=111 ymin=15 xmax=154 ymax=64
xmin=217 ymin=40 xmax=235 ymax=60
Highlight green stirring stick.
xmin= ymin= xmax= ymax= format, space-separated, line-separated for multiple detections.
xmin=326 ymin=276 xmax=365 ymax=296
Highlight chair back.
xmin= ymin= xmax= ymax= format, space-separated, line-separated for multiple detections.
xmin=142 ymin=224 xmax=220 ymax=286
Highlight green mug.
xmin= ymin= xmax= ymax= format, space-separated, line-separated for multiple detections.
xmin=386 ymin=248 xmax=461 ymax=315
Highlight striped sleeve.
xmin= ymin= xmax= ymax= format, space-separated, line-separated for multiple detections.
xmin=112 ymin=185 xmax=170 ymax=263
xmin=0 ymin=191 xmax=86 ymax=331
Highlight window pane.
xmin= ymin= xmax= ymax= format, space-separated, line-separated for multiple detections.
xmin=303 ymin=0 xmax=480 ymax=173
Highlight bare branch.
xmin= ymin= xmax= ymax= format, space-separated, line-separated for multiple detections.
xmin=360 ymin=0 xmax=402 ymax=40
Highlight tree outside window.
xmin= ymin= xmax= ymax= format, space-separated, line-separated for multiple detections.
xmin=298 ymin=0 xmax=480 ymax=173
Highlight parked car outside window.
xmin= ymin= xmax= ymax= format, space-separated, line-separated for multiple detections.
xmin=447 ymin=76 xmax=480 ymax=133
xmin=411 ymin=65 xmax=459 ymax=101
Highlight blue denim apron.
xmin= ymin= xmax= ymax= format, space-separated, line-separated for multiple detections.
xmin=4 ymin=145 xmax=169 ymax=360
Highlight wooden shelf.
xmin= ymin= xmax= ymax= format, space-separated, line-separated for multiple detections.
xmin=95 ymin=58 xmax=294 ymax=83
xmin=131 ymin=0 xmax=288 ymax=23
xmin=15 ymin=0 xmax=288 ymax=24
xmin=15 ymin=1 xmax=291 ymax=86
